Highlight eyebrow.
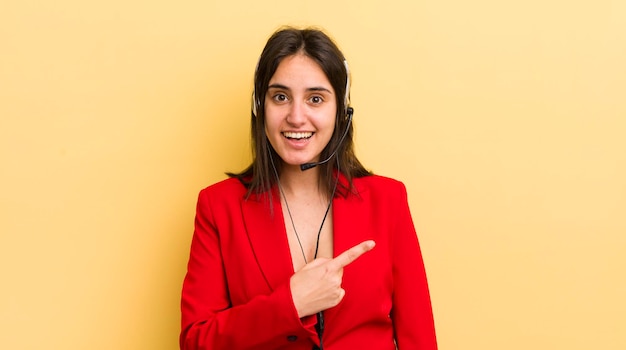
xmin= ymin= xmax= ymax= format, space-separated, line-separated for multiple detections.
xmin=267 ymin=84 xmax=333 ymax=94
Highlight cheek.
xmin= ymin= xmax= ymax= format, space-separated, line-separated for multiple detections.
xmin=263 ymin=112 xmax=278 ymax=134
xmin=320 ymin=110 xmax=338 ymax=132
xmin=264 ymin=122 xmax=276 ymax=142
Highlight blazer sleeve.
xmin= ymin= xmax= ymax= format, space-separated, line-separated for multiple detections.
xmin=180 ymin=189 xmax=317 ymax=350
xmin=390 ymin=183 xmax=438 ymax=349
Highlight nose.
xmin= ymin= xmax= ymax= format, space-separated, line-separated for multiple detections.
xmin=286 ymin=99 xmax=306 ymax=126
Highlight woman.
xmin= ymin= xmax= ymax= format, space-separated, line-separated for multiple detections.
xmin=180 ymin=27 xmax=437 ymax=349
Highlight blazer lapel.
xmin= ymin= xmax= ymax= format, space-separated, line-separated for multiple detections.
xmin=333 ymin=179 xmax=371 ymax=259
xmin=240 ymin=189 xmax=294 ymax=292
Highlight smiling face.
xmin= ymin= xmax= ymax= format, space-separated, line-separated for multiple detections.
xmin=264 ymin=53 xmax=337 ymax=170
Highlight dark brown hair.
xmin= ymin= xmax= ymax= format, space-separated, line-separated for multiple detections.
xmin=228 ymin=27 xmax=371 ymax=200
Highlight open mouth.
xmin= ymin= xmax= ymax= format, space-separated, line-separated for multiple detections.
xmin=282 ymin=132 xmax=314 ymax=140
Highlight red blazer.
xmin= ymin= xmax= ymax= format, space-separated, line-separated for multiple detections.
xmin=180 ymin=175 xmax=437 ymax=349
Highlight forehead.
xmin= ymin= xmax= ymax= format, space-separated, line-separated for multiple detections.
xmin=268 ymin=54 xmax=333 ymax=91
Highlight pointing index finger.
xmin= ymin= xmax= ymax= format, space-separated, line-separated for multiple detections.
xmin=331 ymin=240 xmax=376 ymax=269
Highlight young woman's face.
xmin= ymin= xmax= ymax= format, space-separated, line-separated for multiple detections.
xmin=264 ymin=54 xmax=337 ymax=169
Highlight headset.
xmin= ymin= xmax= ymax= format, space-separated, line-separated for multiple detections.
xmin=252 ymin=59 xmax=354 ymax=171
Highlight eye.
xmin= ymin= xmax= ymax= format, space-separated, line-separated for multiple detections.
xmin=272 ymin=93 xmax=289 ymax=103
xmin=309 ymin=95 xmax=324 ymax=104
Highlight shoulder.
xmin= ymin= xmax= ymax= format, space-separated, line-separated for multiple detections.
xmin=199 ymin=177 xmax=248 ymax=201
xmin=353 ymin=174 xmax=406 ymax=192
xmin=351 ymin=174 xmax=408 ymax=201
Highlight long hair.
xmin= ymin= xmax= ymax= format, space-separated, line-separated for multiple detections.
xmin=228 ymin=27 xmax=371 ymax=200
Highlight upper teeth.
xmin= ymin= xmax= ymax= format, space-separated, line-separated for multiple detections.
xmin=284 ymin=132 xmax=313 ymax=139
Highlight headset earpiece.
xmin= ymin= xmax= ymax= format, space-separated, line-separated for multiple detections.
xmin=343 ymin=59 xmax=351 ymax=113
xmin=252 ymin=57 xmax=261 ymax=117
xmin=252 ymin=91 xmax=258 ymax=117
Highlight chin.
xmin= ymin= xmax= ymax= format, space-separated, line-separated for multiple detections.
xmin=282 ymin=158 xmax=316 ymax=168
xmin=282 ymin=160 xmax=306 ymax=167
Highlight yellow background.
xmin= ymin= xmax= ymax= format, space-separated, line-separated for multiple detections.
xmin=1 ymin=1 xmax=624 ymax=349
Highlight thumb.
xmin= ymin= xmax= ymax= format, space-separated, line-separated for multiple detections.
xmin=299 ymin=257 xmax=329 ymax=271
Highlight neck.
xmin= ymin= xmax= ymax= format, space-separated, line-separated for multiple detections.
xmin=278 ymin=163 xmax=325 ymax=198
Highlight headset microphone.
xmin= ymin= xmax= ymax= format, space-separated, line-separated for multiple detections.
xmin=300 ymin=107 xmax=353 ymax=171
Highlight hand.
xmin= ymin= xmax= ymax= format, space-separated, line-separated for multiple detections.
xmin=290 ymin=240 xmax=376 ymax=318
